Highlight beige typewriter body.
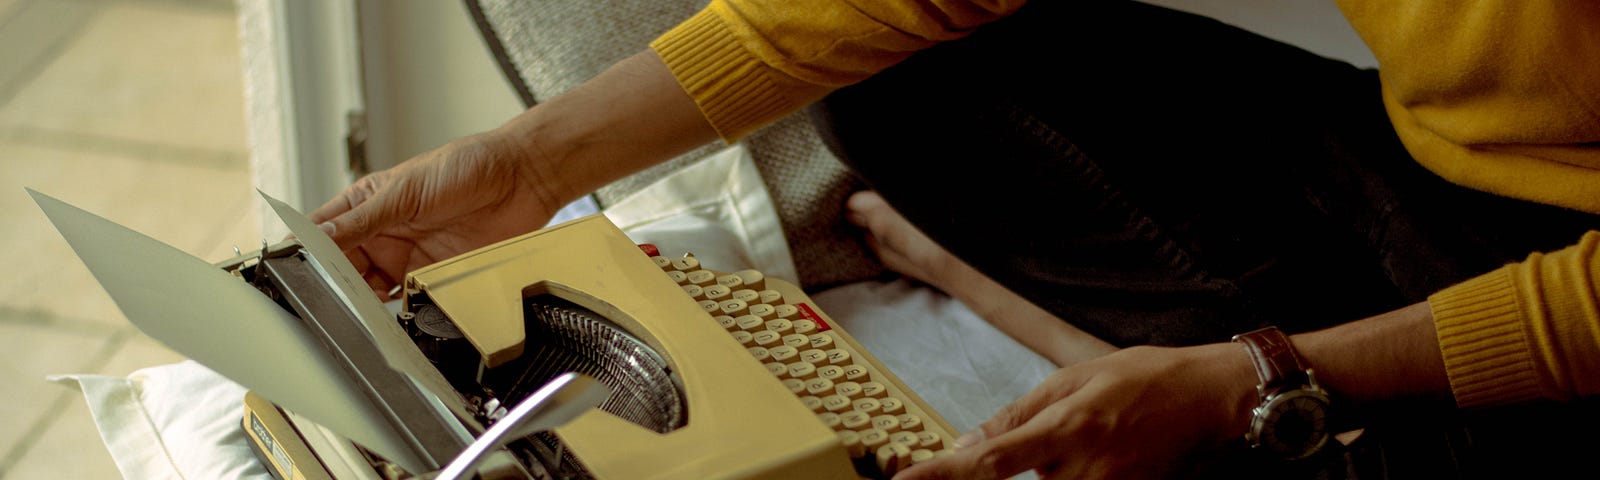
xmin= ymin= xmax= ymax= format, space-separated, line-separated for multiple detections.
xmin=262 ymin=215 xmax=957 ymax=479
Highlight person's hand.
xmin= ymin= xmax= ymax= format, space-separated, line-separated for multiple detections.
xmin=896 ymin=344 xmax=1257 ymax=479
xmin=309 ymin=130 xmax=566 ymax=299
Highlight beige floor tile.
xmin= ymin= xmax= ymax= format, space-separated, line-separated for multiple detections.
xmin=0 ymin=322 xmax=118 ymax=461
xmin=0 ymin=1 xmax=247 ymax=155
xmin=3 ymin=330 xmax=188 ymax=478
xmin=1 ymin=142 xmax=259 ymax=327
xmin=2 ymin=390 xmax=123 ymax=479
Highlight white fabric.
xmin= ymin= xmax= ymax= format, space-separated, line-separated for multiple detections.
xmin=48 ymin=361 xmax=271 ymax=480
xmin=53 ymin=142 xmax=1055 ymax=478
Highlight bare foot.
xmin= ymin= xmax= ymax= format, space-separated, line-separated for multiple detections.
xmin=846 ymin=191 xmax=1118 ymax=366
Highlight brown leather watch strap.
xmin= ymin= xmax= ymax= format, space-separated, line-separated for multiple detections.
xmin=1232 ymin=326 xmax=1308 ymax=390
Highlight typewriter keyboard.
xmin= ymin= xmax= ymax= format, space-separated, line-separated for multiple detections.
xmin=642 ymin=245 xmax=957 ymax=478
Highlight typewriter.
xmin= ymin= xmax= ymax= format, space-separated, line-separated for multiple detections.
xmin=33 ymin=189 xmax=959 ymax=480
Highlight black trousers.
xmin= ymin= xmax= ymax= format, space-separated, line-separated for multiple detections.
xmin=808 ymin=0 xmax=1600 ymax=478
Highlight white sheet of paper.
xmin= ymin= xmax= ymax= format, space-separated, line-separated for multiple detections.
xmin=29 ymin=188 xmax=429 ymax=474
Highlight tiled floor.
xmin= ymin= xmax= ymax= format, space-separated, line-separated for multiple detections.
xmin=0 ymin=0 xmax=257 ymax=477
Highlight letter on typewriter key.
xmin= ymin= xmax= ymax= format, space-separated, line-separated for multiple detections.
xmin=816 ymin=365 xmax=846 ymax=382
xmin=716 ymin=315 xmax=738 ymax=331
xmin=825 ymin=348 xmax=851 ymax=365
xmin=748 ymin=346 xmax=772 ymax=362
xmin=805 ymin=378 xmax=836 ymax=396
xmin=852 ymin=397 xmax=882 ymax=415
xmin=800 ymin=349 xmax=828 ymax=365
xmin=835 ymin=381 xmax=864 ymax=399
xmin=844 ymin=366 xmax=871 ymax=382
xmin=682 ymin=284 xmax=705 ymax=300
xmin=782 ymin=334 xmax=810 ymax=349
xmin=765 ymin=318 xmax=793 ymax=335
xmin=891 ymin=431 xmax=921 ymax=449
xmin=732 ymin=331 xmax=755 ymax=346
xmin=652 ymin=256 xmax=673 ymax=270
xmin=671 ymin=256 xmax=701 ymax=272
xmin=699 ymin=300 xmax=719 ymax=314
xmin=787 ymin=362 xmax=818 ymax=380
xmin=808 ymin=333 xmax=835 ymax=350
xmin=752 ymin=330 xmax=782 ymax=347
xmin=768 ymin=345 xmax=800 ymax=363
xmin=748 ymin=303 xmax=777 ymax=320
xmin=916 ymin=431 xmax=943 ymax=450
xmin=859 ymin=428 xmax=891 ymax=450
xmin=687 ymin=269 xmax=717 ymax=286
xmin=703 ymin=284 xmax=732 ymax=301
xmin=872 ymin=414 xmax=902 ymax=433
xmin=897 ymin=413 xmax=924 ymax=432
xmin=715 ymin=273 xmax=744 ymax=290
xmin=879 ymin=397 xmax=904 ymax=414
xmin=841 ymin=410 xmax=872 ymax=430
xmin=736 ymin=315 xmax=765 ymax=332
xmin=861 ymin=381 xmax=887 ymax=398
xmin=876 ymin=443 xmax=913 ymax=476
xmin=822 ymin=394 xmax=853 ymax=413
xmin=667 ymin=270 xmax=688 ymax=284
xmin=718 ymin=299 xmax=750 ymax=317
xmin=758 ymin=289 xmax=783 ymax=305
xmin=732 ymin=289 xmax=760 ymax=304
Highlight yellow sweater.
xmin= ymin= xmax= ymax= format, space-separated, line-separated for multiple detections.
xmin=650 ymin=1 xmax=1600 ymax=409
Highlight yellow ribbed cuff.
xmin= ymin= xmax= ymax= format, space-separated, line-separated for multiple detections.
xmin=650 ymin=8 xmax=830 ymax=141
xmin=1428 ymin=266 xmax=1543 ymax=409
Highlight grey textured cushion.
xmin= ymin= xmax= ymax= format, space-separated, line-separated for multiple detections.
xmin=467 ymin=0 xmax=881 ymax=290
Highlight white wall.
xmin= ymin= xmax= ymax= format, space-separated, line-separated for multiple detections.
xmin=357 ymin=0 xmax=524 ymax=172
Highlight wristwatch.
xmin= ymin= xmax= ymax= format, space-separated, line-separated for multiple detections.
xmin=1231 ymin=326 xmax=1332 ymax=461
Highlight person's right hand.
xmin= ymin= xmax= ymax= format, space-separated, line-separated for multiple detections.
xmin=308 ymin=130 xmax=565 ymax=299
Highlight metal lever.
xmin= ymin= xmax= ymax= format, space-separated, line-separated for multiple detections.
xmin=430 ymin=372 xmax=610 ymax=480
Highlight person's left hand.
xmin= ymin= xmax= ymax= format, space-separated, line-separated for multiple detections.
xmin=895 ymin=343 xmax=1258 ymax=479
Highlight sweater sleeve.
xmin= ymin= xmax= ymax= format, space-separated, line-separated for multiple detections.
xmin=650 ymin=0 xmax=1026 ymax=140
xmin=1429 ymin=231 xmax=1600 ymax=409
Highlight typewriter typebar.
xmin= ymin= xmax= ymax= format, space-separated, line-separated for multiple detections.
xmin=240 ymin=214 xmax=956 ymax=479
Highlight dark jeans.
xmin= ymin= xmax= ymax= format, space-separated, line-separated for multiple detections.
xmin=808 ymin=0 xmax=1600 ymax=478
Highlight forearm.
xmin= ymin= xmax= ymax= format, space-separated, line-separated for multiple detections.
xmin=1291 ymin=301 xmax=1453 ymax=414
xmin=491 ymin=50 xmax=719 ymax=208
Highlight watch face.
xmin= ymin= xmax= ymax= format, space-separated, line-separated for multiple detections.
xmin=1256 ymin=388 xmax=1331 ymax=460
